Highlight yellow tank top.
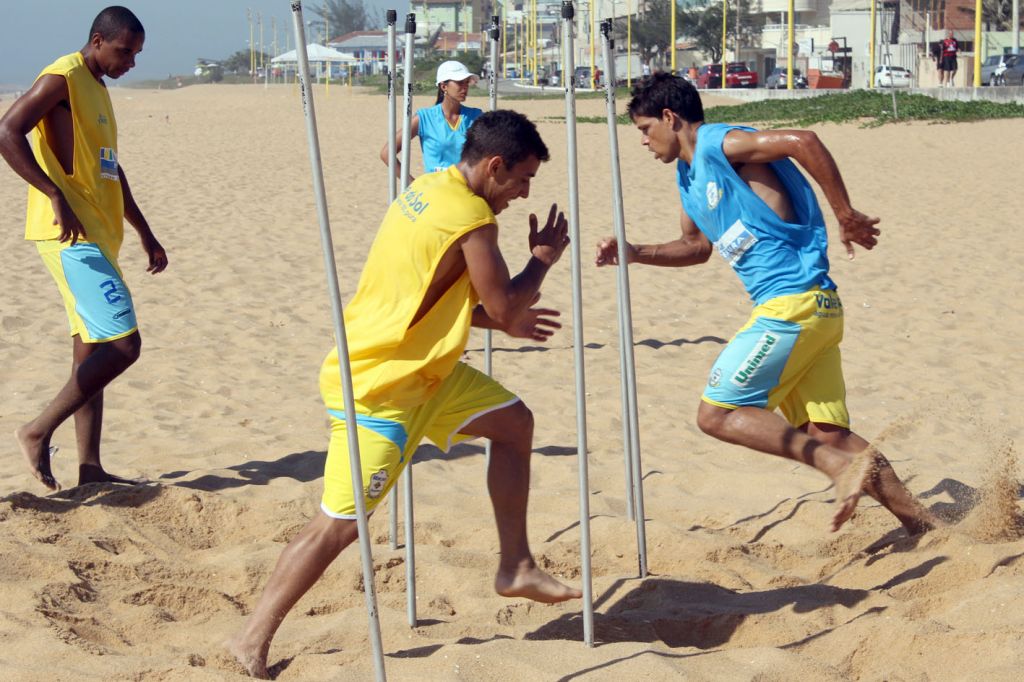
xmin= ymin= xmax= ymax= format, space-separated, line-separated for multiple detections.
xmin=320 ymin=166 xmax=496 ymax=410
xmin=25 ymin=52 xmax=124 ymax=258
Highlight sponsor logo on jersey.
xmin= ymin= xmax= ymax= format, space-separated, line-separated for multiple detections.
xmin=706 ymin=181 xmax=723 ymax=210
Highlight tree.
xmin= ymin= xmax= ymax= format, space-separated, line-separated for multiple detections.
xmin=680 ymin=0 xmax=763 ymax=66
xmin=622 ymin=0 xmax=763 ymax=70
xmin=310 ymin=0 xmax=379 ymax=40
xmin=959 ymin=0 xmax=1020 ymax=31
xmin=220 ymin=49 xmax=271 ymax=75
xmin=628 ymin=0 xmax=675 ymax=68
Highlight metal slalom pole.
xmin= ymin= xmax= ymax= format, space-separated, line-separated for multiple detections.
xmin=561 ymin=0 xmax=594 ymax=647
xmin=601 ymin=20 xmax=647 ymax=579
xmin=399 ymin=12 xmax=418 ymax=629
xmin=604 ymin=25 xmax=634 ymax=522
xmin=489 ymin=16 xmax=499 ymax=112
xmin=386 ymin=10 xmax=398 ymax=205
xmin=484 ymin=14 xmax=499 ymax=465
xmin=288 ymin=3 xmax=386 ymax=679
xmin=385 ymin=8 xmax=400 ymax=553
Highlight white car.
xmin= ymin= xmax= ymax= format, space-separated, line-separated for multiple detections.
xmin=875 ymin=65 xmax=913 ymax=88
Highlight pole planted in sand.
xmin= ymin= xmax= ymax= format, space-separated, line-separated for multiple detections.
xmin=385 ymin=8 xmax=400 ymax=554
xmin=399 ymin=11 xmax=419 ymax=629
xmin=561 ymin=0 xmax=595 ymax=648
xmin=484 ymin=14 xmax=500 ymax=465
xmin=601 ymin=19 xmax=648 ymax=578
xmin=288 ymin=2 xmax=386 ymax=679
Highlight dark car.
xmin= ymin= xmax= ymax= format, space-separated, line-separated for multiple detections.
xmin=697 ymin=62 xmax=758 ymax=89
xmin=765 ymin=67 xmax=807 ymax=89
xmin=996 ymin=54 xmax=1024 ymax=85
xmin=982 ymin=53 xmax=1019 ymax=85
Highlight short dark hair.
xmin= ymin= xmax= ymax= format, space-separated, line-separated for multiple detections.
xmin=89 ymin=6 xmax=144 ymax=41
xmin=461 ymin=110 xmax=549 ymax=169
xmin=627 ymin=72 xmax=704 ymax=124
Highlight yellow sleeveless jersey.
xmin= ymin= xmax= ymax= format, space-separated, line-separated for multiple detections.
xmin=25 ymin=52 xmax=124 ymax=258
xmin=320 ymin=166 xmax=496 ymax=410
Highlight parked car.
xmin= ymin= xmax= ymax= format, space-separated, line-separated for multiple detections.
xmin=998 ymin=54 xmax=1024 ymax=86
xmin=980 ymin=53 xmax=1018 ymax=85
xmin=696 ymin=64 xmax=721 ymax=88
xmin=574 ymin=65 xmax=591 ymax=88
xmin=874 ymin=65 xmax=912 ymax=87
xmin=765 ymin=67 xmax=808 ymax=89
xmin=696 ymin=62 xmax=758 ymax=89
xmin=726 ymin=62 xmax=758 ymax=88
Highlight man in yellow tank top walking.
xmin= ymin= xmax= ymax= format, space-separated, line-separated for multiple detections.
xmin=229 ymin=110 xmax=581 ymax=678
xmin=0 ymin=6 xmax=167 ymax=491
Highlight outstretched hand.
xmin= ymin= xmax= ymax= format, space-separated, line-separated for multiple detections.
xmin=595 ymin=236 xmax=636 ymax=266
xmin=838 ymin=208 xmax=880 ymax=259
xmin=529 ymin=203 xmax=569 ymax=266
xmin=507 ymin=305 xmax=562 ymax=342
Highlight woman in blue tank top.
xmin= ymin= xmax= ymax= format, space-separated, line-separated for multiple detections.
xmin=380 ymin=60 xmax=483 ymax=184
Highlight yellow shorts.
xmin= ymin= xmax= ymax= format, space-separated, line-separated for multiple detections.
xmin=701 ymin=288 xmax=849 ymax=428
xmin=321 ymin=361 xmax=519 ymax=519
xmin=36 ymin=240 xmax=137 ymax=343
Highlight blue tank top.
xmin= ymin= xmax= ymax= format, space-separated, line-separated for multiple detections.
xmin=676 ymin=123 xmax=835 ymax=305
xmin=417 ymin=104 xmax=483 ymax=173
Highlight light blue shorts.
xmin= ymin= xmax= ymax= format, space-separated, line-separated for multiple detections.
xmin=702 ymin=288 xmax=849 ymax=428
xmin=37 ymin=240 xmax=138 ymax=343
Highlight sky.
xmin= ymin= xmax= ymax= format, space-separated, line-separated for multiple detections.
xmin=2 ymin=0 xmax=397 ymax=88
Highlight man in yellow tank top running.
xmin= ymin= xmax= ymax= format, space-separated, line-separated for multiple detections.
xmin=229 ymin=110 xmax=581 ymax=678
xmin=0 ymin=7 xmax=167 ymax=491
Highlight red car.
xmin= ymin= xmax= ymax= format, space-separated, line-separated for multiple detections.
xmin=696 ymin=62 xmax=759 ymax=89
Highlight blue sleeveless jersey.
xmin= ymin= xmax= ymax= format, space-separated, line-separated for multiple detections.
xmin=417 ymin=104 xmax=483 ymax=173
xmin=676 ymin=123 xmax=835 ymax=305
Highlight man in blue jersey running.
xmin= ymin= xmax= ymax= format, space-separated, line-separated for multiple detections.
xmin=596 ymin=73 xmax=934 ymax=535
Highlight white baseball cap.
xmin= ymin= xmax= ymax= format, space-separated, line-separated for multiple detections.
xmin=436 ymin=61 xmax=479 ymax=85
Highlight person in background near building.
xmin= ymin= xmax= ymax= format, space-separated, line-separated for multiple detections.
xmin=381 ymin=60 xmax=482 ymax=184
xmin=938 ymin=30 xmax=959 ymax=87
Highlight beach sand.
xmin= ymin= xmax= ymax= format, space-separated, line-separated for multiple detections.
xmin=1 ymin=84 xmax=1022 ymax=680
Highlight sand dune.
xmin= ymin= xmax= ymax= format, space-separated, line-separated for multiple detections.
xmin=1 ymin=84 xmax=1022 ymax=680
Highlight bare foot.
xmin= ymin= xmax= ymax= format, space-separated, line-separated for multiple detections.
xmin=15 ymin=427 xmax=60 ymax=491
xmin=224 ymin=636 xmax=270 ymax=679
xmin=78 ymin=463 xmax=146 ymax=486
xmin=859 ymin=446 xmax=939 ymax=536
xmin=495 ymin=563 xmax=582 ymax=604
xmin=830 ymin=448 xmax=873 ymax=532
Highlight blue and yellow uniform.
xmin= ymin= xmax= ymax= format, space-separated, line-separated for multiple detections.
xmin=677 ymin=123 xmax=848 ymax=428
xmin=416 ymin=103 xmax=483 ymax=173
xmin=27 ymin=51 xmax=137 ymax=343
xmin=319 ymin=166 xmax=517 ymax=518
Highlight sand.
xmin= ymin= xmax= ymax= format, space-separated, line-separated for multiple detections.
xmin=1 ymin=83 xmax=1022 ymax=681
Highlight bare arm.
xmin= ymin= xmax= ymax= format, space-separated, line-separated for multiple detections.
xmin=462 ymin=204 xmax=569 ymax=329
xmin=720 ymin=128 xmax=880 ymax=258
xmin=596 ymin=210 xmax=712 ymax=268
xmin=119 ymin=164 xmax=168 ymax=274
xmin=0 ymin=74 xmax=87 ymax=244
xmin=379 ymin=112 xmax=419 ymax=186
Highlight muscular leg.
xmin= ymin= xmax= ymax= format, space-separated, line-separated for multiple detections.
xmin=228 ymin=513 xmax=358 ymax=679
xmin=696 ymin=402 xmax=928 ymax=533
xmin=803 ymin=422 xmax=936 ymax=535
xmin=459 ymin=401 xmax=581 ymax=603
xmin=16 ymin=331 xmax=141 ymax=491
